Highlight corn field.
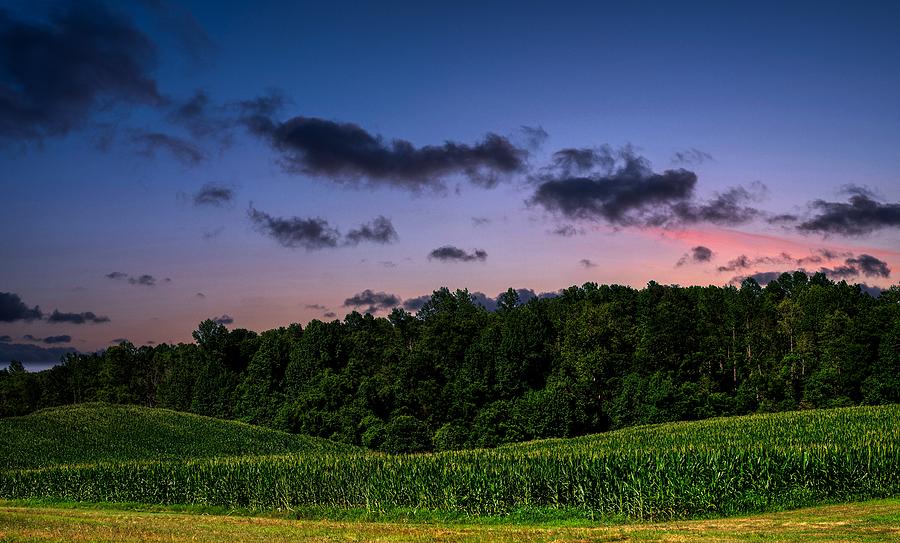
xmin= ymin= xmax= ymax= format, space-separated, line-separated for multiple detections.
xmin=1 ymin=405 xmax=898 ymax=520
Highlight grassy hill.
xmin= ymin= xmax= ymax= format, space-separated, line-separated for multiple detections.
xmin=1 ymin=404 xmax=898 ymax=521
xmin=0 ymin=403 xmax=354 ymax=471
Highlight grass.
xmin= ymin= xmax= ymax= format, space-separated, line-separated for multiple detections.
xmin=2 ymin=404 xmax=899 ymax=521
xmin=0 ymin=499 xmax=898 ymax=542
xmin=0 ymin=403 xmax=354 ymax=470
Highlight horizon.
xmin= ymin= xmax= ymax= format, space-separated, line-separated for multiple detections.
xmin=2 ymin=0 xmax=899 ymax=367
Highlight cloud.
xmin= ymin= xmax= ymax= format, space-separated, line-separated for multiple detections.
xmin=719 ymin=251 xmax=890 ymax=280
xmin=343 ymin=290 xmax=402 ymax=314
xmin=106 ymin=272 xmax=161 ymax=286
xmin=0 ymin=343 xmax=75 ymax=365
xmin=529 ymin=148 xmax=761 ymax=228
xmin=0 ymin=335 xmax=10 ymax=343
xmin=212 ymin=314 xmax=233 ymax=325
xmin=47 ymin=310 xmax=110 ymax=324
xmin=846 ymin=254 xmax=890 ymax=278
xmin=0 ymin=292 xmax=43 ymax=322
xmin=241 ymin=112 xmax=528 ymax=191
xmin=323 ymin=311 xmax=337 ymax=318
xmin=345 ymin=216 xmax=399 ymax=245
xmin=0 ymin=1 xmax=164 ymax=142
xmin=672 ymin=148 xmax=713 ymax=166
xmin=402 ymin=295 xmax=431 ymax=312
xmin=202 ymin=226 xmax=225 ymax=240
xmin=549 ymin=225 xmax=583 ymax=237
xmin=676 ymin=245 xmax=714 ymax=267
xmin=130 ymin=274 xmax=157 ymax=286
xmin=24 ymin=334 xmax=71 ymax=345
xmin=579 ymin=259 xmax=597 ymax=268
xmin=192 ymin=183 xmax=234 ymax=206
xmin=519 ymin=125 xmax=549 ymax=150
xmin=471 ymin=217 xmax=492 ymax=227
xmin=248 ymin=206 xmax=341 ymax=250
xmin=796 ymin=187 xmax=900 ymax=236
xmin=196 ymin=292 xmax=206 ymax=298
xmin=129 ymin=130 xmax=206 ymax=165
xmin=168 ymin=90 xmax=232 ymax=142
xmin=110 ymin=338 xmax=129 ymax=344
xmin=859 ymin=284 xmax=884 ymax=298
xmin=428 ymin=246 xmax=488 ymax=263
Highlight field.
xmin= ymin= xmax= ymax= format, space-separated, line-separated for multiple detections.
xmin=0 ymin=403 xmax=353 ymax=471
xmin=1 ymin=500 xmax=899 ymax=542
xmin=1 ymin=404 xmax=899 ymax=522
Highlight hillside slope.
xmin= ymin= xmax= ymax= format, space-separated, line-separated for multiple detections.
xmin=0 ymin=403 xmax=354 ymax=470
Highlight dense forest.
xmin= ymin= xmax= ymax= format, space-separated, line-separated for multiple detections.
xmin=1 ymin=272 xmax=898 ymax=453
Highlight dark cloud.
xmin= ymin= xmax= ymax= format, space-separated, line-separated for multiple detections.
xmin=242 ymin=113 xmax=528 ymax=191
xmin=110 ymin=338 xmax=129 ymax=344
xmin=323 ymin=311 xmax=337 ymax=319
xmin=0 ymin=292 xmax=43 ymax=322
xmin=248 ymin=206 xmax=341 ymax=250
xmin=530 ymin=148 xmax=761 ymax=228
xmin=25 ymin=335 xmax=72 ymax=345
xmin=212 ymin=314 xmax=233 ymax=325
xmin=550 ymin=225 xmax=583 ymax=237
xmin=579 ymin=259 xmax=597 ymax=268
xmin=202 ymin=226 xmax=225 ymax=240
xmin=129 ymin=130 xmax=205 ymax=165
xmin=717 ymin=255 xmax=753 ymax=272
xmin=0 ymin=335 xmax=10 ymax=343
xmin=734 ymin=271 xmax=785 ymax=285
xmin=106 ymin=272 xmax=160 ymax=286
xmin=167 ymin=89 xmax=232 ymax=145
xmin=47 ymin=310 xmax=110 ymax=324
xmin=0 ymin=1 xmax=164 ymax=142
xmin=796 ymin=188 xmax=900 ymax=236
xmin=846 ymin=254 xmax=890 ymax=278
xmin=545 ymin=146 xmax=616 ymax=178
xmin=196 ymin=292 xmax=206 ymax=298
xmin=519 ymin=125 xmax=548 ymax=150
xmin=343 ymin=290 xmax=401 ymax=314
xmin=193 ymin=183 xmax=234 ymax=206
xmin=428 ymin=246 xmax=488 ymax=263
xmin=305 ymin=304 xmax=328 ymax=311
xmin=402 ymin=295 xmax=431 ymax=312
xmin=471 ymin=217 xmax=492 ymax=227
xmin=672 ymin=148 xmax=713 ymax=166
xmin=676 ymin=245 xmax=714 ymax=267
xmin=129 ymin=274 xmax=157 ymax=286
xmin=0 ymin=342 xmax=75 ymax=365
xmin=859 ymin=284 xmax=884 ymax=298
xmin=345 ymin=216 xmax=399 ymax=245
xmin=720 ymin=251 xmax=890 ymax=281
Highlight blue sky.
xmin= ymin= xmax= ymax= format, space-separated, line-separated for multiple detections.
xmin=1 ymin=0 xmax=898 ymax=365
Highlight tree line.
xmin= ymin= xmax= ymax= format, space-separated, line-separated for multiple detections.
xmin=1 ymin=272 xmax=898 ymax=453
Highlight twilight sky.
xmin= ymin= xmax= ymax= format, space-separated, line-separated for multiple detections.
xmin=2 ymin=0 xmax=899 ymax=366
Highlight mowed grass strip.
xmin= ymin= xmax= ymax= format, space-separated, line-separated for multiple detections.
xmin=0 ymin=500 xmax=899 ymax=542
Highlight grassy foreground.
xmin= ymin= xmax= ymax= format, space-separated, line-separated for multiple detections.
xmin=1 ymin=499 xmax=899 ymax=542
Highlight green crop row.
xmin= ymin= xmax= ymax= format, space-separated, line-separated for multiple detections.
xmin=2 ymin=405 xmax=899 ymax=520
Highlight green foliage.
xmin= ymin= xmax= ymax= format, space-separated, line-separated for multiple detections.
xmin=1 ymin=278 xmax=897 ymax=454
xmin=0 ymin=403 xmax=355 ymax=471
xmin=2 ymin=405 xmax=898 ymax=521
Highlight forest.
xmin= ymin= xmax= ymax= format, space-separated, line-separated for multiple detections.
xmin=2 ymin=271 xmax=898 ymax=453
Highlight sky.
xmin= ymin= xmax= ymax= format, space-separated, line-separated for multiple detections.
xmin=1 ymin=0 xmax=899 ymax=367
